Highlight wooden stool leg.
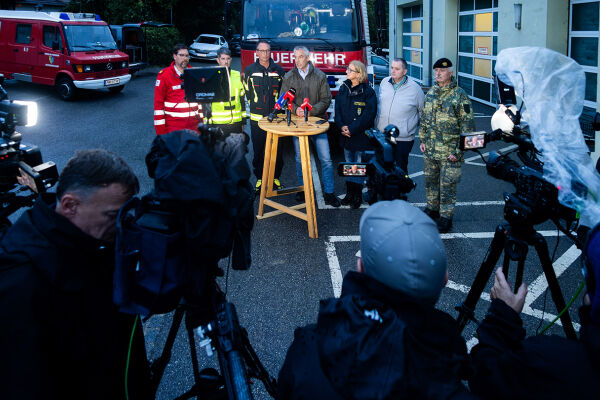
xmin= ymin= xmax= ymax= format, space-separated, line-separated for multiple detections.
xmin=266 ymin=134 xmax=280 ymax=196
xmin=258 ymin=131 xmax=273 ymax=217
xmin=299 ymin=136 xmax=318 ymax=238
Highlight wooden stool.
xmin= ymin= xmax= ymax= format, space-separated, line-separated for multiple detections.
xmin=257 ymin=115 xmax=329 ymax=238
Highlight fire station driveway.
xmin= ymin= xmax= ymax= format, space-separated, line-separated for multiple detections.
xmin=4 ymin=62 xmax=586 ymax=399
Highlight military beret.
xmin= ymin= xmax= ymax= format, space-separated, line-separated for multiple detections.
xmin=433 ymin=58 xmax=452 ymax=69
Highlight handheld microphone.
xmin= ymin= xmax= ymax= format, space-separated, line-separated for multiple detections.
xmin=300 ymin=98 xmax=312 ymax=122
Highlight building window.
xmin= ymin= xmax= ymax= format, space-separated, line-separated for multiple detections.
xmin=570 ymin=0 xmax=599 ymax=108
xmin=402 ymin=4 xmax=423 ymax=84
xmin=457 ymin=0 xmax=498 ymax=106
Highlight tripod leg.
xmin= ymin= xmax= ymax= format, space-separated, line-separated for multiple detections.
xmin=239 ymin=328 xmax=278 ymax=397
xmin=514 ymin=258 xmax=526 ymax=292
xmin=532 ymin=233 xmax=577 ymax=339
xmin=149 ymin=307 xmax=186 ymax=395
xmin=185 ymin=312 xmax=202 ymax=387
xmin=456 ymin=224 xmax=507 ymax=331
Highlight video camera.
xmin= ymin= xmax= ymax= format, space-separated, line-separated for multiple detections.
xmin=337 ymin=125 xmax=415 ymax=204
xmin=0 ymin=85 xmax=57 ymax=229
xmin=457 ymin=78 xmax=580 ymax=231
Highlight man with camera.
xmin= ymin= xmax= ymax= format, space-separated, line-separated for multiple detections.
xmin=278 ymin=200 xmax=473 ymax=399
xmin=154 ymin=44 xmax=202 ymax=135
xmin=468 ymin=227 xmax=600 ymax=399
xmin=244 ymin=40 xmax=286 ymax=193
xmin=419 ymin=58 xmax=474 ymax=233
xmin=280 ymin=46 xmax=340 ymax=207
xmin=0 ymin=150 xmax=150 ymax=399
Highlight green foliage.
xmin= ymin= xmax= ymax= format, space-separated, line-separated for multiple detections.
xmin=144 ymin=26 xmax=184 ymax=66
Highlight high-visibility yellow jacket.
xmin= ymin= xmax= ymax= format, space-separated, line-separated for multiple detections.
xmin=207 ymin=69 xmax=245 ymax=125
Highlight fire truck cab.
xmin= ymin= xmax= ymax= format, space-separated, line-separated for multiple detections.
xmin=0 ymin=11 xmax=130 ymax=100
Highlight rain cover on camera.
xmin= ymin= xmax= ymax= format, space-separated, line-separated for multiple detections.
xmin=495 ymin=47 xmax=600 ymax=226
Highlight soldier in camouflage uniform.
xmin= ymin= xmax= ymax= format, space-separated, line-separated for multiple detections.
xmin=418 ymin=58 xmax=474 ymax=233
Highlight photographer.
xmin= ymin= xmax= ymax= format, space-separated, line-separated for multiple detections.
xmin=0 ymin=150 xmax=150 ymax=399
xmin=468 ymin=227 xmax=600 ymax=399
xmin=278 ymin=200 xmax=474 ymax=399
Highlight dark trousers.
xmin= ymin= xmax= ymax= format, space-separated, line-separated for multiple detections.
xmin=250 ymin=119 xmax=284 ymax=180
xmin=393 ymin=140 xmax=414 ymax=173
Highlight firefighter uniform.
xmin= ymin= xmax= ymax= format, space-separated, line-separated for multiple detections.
xmin=153 ymin=62 xmax=202 ymax=135
xmin=206 ymin=69 xmax=245 ymax=135
xmin=418 ymin=77 xmax=474 ymax=221
xmin=243 ymin=59 xmax=285 ymax=180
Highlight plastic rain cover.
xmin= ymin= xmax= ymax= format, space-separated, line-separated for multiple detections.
xmin=495 ymin=46 xmax=600 ymax=227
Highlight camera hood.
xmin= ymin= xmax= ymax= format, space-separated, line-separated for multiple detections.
xmin=495 ymin=47 xmax=600 ymax=226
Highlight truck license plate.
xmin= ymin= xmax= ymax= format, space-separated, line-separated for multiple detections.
xmin=104 ymin=78 xmax=120 ymax=86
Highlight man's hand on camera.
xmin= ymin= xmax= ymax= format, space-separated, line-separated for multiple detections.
xmin=490 ymin=267 xmax=527 ymax=313
xmin=419 ymin=143 xmax=426 ymax=153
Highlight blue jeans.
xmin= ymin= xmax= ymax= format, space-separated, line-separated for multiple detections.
xmin=343 ymin=149 xmax=365 ymax=184
xmin=293 ymin=133 xmax=335 ymax=194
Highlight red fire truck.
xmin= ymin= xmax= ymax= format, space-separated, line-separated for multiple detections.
xmin=0 ymin=11 xmax=130 ymax=100
xmin=239 ymin=0 xmax=371 ymax=102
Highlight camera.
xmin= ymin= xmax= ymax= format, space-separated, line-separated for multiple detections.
xmin=338 ymin=125 xmax=415 ymax=204
xmin=457 ymin=78 xmax=580 ymax=229
xmin=0 ymin=85 xmax=57 ymax=228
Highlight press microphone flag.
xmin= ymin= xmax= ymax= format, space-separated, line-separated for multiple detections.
xmin=300 ymin=98 xmax=312 ymax=122
xmin=268 ymin=88 xmax=296 ymax=122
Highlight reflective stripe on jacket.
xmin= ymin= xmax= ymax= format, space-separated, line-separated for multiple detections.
xmin=153 ymin=62 xmax=202 ymax=135
xmin=208 ymin=69 xmax=245 ymax=124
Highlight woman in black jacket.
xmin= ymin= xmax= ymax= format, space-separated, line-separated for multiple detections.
xmin=334 ymin=60 xmax=377 ymax=208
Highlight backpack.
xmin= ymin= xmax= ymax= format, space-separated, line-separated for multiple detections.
xmin=113 ymin=129 xmax=254 ymax=316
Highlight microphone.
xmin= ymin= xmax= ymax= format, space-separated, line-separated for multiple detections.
xmin=268 ymin=88 xmax=296 ymax=122
xmin=286 ymin=102 xmax=293 ymax=126
xmin=300 ymin=98 xmax=312 ymax=122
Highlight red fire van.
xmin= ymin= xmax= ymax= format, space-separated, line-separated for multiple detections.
xmin=0 ymin=11 xmax=130 ymax=100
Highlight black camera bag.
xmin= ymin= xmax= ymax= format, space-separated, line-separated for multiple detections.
xmin=113 ymin=129 xmax=253 ymax=316
xmin=114 ymin=195 xmax=187 ymax=316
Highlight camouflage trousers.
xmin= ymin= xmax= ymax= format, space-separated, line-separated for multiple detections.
xmin=424 ymin=157 xmax=462 ymax=219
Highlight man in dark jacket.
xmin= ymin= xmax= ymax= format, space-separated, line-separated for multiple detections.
xmin=244 ymin=40 xmax=286 ymax=192
xmin=468 ymin=224 xmax=600 ymax=399
xmin=278 ymin=200 xmax=474 ymax=399
xmin=0 ymin=150 xmax=150 ymax=400
xmin=280 ymin=46 xmax=340 ymax=207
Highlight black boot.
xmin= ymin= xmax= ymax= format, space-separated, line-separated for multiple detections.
xmin=423 ymin=208 xmax=440 ymax=222
xmin=349 ymin=182 xmax=362 ymax=209
xmin=341 ymin=181 xmax=354 ymax=206
xmin=437 ymin=217 xmax=452 ymax=233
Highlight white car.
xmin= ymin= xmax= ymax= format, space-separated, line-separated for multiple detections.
xmin=189 ymin=34 xmax=228 ymax=60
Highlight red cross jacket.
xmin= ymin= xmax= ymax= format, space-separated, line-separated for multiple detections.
xmin=153 ymin=62 xmax=203 ymax=135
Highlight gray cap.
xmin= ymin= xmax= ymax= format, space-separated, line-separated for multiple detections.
xmin=359 ymin=200 xmax=447 ymax=304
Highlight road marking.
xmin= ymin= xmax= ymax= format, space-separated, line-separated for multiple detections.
xmin=325 ymin=231 xmax=580 ymax=332
xmin=410 ymin=153 xmax=424 ymax=158
xmin=524 ymin=244 xmax=582 ymax=305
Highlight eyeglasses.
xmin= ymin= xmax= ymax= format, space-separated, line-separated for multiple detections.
xmin=177 ymin=54 xmax=190 ymax=58
xmin=257 ymin=49 xmax=270 ymax=53
xmin=346 ymin=67 xmax=358 ymax=73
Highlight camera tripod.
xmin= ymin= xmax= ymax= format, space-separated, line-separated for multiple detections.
xmin=455 ymin=221 xmax=578 ymax=340
xmin=148 ymin=287 xmax=277 ymax=399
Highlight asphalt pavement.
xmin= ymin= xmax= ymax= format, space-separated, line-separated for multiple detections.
xmin=2 ymin=57 xmax=587 ymax=399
